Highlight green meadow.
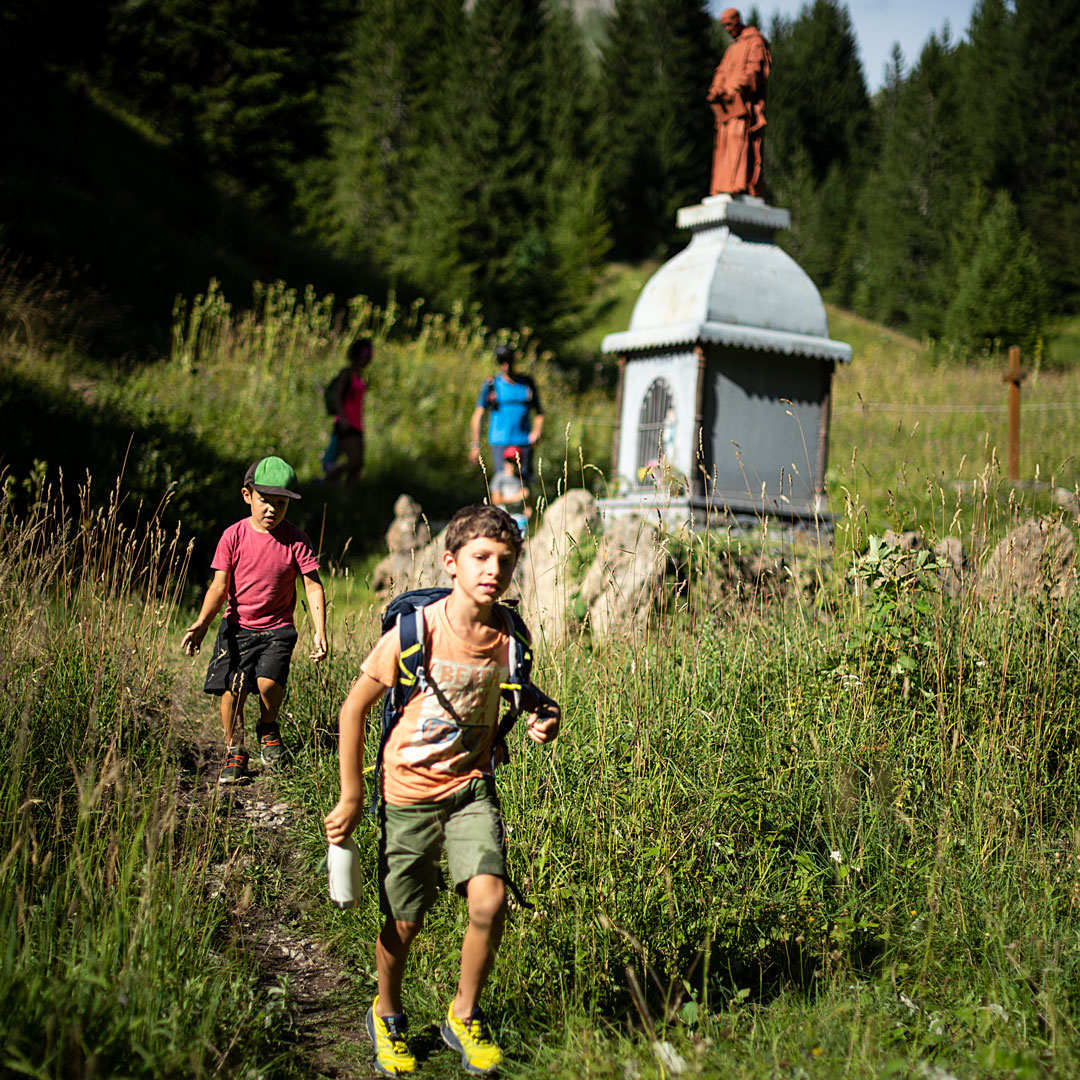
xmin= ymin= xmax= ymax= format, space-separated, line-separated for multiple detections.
xmin=4 ymin=275 xmax=1080 ymax=1079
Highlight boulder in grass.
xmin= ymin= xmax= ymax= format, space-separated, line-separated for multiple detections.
xmin=578 ymin=514 xmax=666 ymax=636
xmin=386 ymin=494 xmax=430 ymax=553
xmin=1053 ymin=487 xmax=1080 ymax=520
xmin=371 ymin=495 xmax=441 ymax=595
xmin=934 ymin=536 xmax=967 ymax=599
xmin=518 ymin=489 xmax=602 ymax=644
xmin=976 ymin=517 xmax=1076 ymax=603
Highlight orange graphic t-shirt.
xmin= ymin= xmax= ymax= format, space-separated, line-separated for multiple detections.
xmin=361 ymin=598 xmax=513 ymax=805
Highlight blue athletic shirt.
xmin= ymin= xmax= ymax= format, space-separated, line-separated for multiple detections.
xmin=477 ymin=374 xmax=539 ymax=447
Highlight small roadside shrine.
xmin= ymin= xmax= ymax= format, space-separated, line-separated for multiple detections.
xmin=601 ymin=195 xmax=852 ymax=525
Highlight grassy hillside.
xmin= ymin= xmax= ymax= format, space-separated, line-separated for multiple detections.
xmin=827 ymin=305 xmax=1080 ymax=532
xmin=0 ymin=271 xmax=616 ymax=580
xmin=6 ymin=263 xmax=1080 ymax=1078
xmin=5 ymin=263 xmax=1079 ymax=584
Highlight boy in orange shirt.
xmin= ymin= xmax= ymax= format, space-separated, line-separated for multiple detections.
xmin=324 ymin=505 xmax=560 ymax=1076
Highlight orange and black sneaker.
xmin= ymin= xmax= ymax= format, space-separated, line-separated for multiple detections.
xmin=218 ymin=746 xmax=249 ymax=785
xmin=257 ymin=725 xmax=287 ymax=766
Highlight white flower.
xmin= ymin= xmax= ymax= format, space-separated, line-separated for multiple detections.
xmin=920 ymin=1064 xmax=958 ymax=1080
xmin=651 ymin=1042 xmax=687 ymax=1076
xmin=830 ymin=850 xmax=843 ymax=864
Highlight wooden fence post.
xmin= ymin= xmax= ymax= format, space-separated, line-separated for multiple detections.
xmin=1003 ymin=345 xmax=1026 ymax=482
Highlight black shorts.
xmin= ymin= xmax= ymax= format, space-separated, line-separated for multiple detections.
xmin=335 ymin=425 xmax=365 ymax=471
xmin=203 ymin=621 xmax=298 ymax=696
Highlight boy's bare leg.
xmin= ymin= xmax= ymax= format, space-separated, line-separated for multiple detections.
xmin=219 ymin=689 xmax=248 ymax=747
xmin=255 ymin=677 xmax=285 ymax=728
xmin=376 ymin=917 xmax=423 ymax=1015
xmin=452 ymin=874 xmax=506 ymax=1019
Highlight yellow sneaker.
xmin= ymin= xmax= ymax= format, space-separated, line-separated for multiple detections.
xmin=440 ymin=1003 xmax=503 ymax=1075
xmin=365 ymin=996 xmax=417 ymax=1076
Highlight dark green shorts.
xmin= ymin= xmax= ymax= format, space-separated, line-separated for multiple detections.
xmin=378 ymin=776 xmax=506 ymax=922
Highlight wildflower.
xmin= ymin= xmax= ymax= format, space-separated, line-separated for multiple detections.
xmin=651 ymin=1041 xmax=687 ymax=1075
xmin=830 ymin=850 xmax=843 ymax=864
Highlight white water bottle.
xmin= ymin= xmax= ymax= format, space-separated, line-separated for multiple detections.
xmin=326 ymin=836 xmax=363 ymax=908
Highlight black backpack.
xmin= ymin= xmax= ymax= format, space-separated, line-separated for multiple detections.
xmin=323 ymin=368 xmax=347 ymax=415
xmin=369 ymin=587 xmax=534 ymax=813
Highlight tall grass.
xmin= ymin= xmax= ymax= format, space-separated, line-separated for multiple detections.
xmin=827 ymin=307 xmax=1080 ymax=530
xmin=0 ymin=478 xmax=296 ymax=1079
xmin=9 ymin=269 xmax=1080 ymax=1076
xmin=267 ymin=467 xmax=1080 ymax=1079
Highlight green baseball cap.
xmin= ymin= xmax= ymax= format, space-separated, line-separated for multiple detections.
xmin=244 ymin=456 xmax=301 ymax=499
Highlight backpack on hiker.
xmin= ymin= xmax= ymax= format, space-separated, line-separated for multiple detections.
xmin=323 ymin=367 xmax=347 ymax=416
xmin=369 ymin=587 xmax=535 ymax=814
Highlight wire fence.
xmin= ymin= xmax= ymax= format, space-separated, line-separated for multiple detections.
xmin=834 ymin=400 xmax=1080 ymax=414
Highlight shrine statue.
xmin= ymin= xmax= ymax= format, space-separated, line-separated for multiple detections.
xmin=707 ymin=8 xmax=771 ymax=197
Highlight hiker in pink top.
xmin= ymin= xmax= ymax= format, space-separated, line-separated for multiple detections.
xmin=326 ymin=337 xmax=372 ymax=485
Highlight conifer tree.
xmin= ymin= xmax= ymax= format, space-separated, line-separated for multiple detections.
xmin=539 ymin=6 xmax=611 ymax=340
xmin=945 ymin=191 xmax=1048 ymax=354
xmin=767 ymin=0 xmax=869 ymax=185
xmin=101 ymin=0 xmax=355 ymax=218
xmin=1011 ymin=0 xmax=1080 ymax=306
xmin=958 ymin=0 xmax=1020 ymax=194
xmin=597 ymin=0 xmax=713 ymax=259
xmin=765 ymin=0 xmax=870 ymax=299
xmin=852 ymin=31 xmax=968 ymax=336
xmin=595 ymin=0 xmax=655 ymax=258
xmin=303 ymin=0 xmax=462 ymax=269
xmin=401 ymin=0 xmax=609 ymax=337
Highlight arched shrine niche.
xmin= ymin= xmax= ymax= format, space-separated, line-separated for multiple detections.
xmin=635 ymin=377 xmax=676 ymax=478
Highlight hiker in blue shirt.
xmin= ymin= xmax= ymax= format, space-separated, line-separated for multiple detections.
xmin=468 ymin=345 xmax=544 ymax=482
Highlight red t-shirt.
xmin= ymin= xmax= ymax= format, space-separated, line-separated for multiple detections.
xmin=212 ymin=519 xmax=319 ymax=630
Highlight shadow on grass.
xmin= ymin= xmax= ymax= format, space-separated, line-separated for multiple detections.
xmin=602 ymin=922 xmax=886 ymax=1034
xmin=0 ymin=366 xmax=488 ymax=586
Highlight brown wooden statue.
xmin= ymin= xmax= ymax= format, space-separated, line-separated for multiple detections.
xmin=707 ymin=8 xmax=771 ymax=197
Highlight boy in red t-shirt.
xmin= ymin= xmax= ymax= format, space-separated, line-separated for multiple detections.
xmin=181 ymin=456 xmax=327 ymax=784
xmin=325 ymin=505 xmax=560 ymax=1077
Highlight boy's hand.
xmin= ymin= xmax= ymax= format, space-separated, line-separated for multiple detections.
xmin=310 ymin=631 xmax=328 ymax=663
xmin=525 ymin=692 xmax=561 ymax=744
xmin=180 ymin=623 xmax=208 ymax=656
xmin=324 ymin=796 xmax=363 ymax=846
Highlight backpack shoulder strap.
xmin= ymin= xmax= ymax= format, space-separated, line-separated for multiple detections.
xmin=370 ymin=603 xmax=432 ymax=813
xmin=494 ymin=603 xmax=534 ymax=743
xmin=497 ymin=605 xmax=532 ymax=708
xmin=397 ymin=605 xmax=428 ymax=695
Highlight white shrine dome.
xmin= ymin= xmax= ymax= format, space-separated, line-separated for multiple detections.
xmin=602 ymin=197 xmax=852 ymax=363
